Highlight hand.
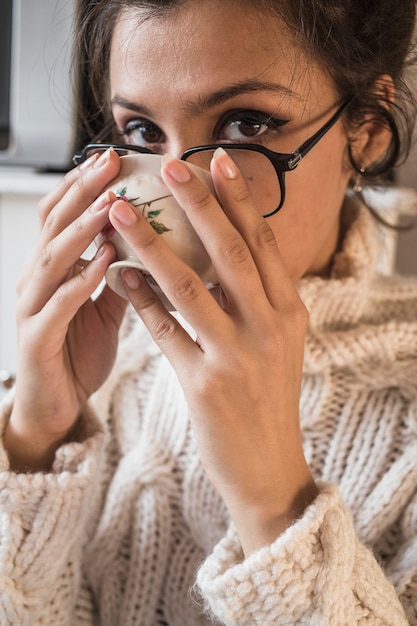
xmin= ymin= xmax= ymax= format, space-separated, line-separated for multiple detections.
xmin=108 ymin=149 xmax=318 ymax=554
xmin=5 ymin=149 xmax=127 ymax=470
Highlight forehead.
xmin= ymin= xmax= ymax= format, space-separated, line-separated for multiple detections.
xmin=109 ymin=3 xmax=330 ymax=109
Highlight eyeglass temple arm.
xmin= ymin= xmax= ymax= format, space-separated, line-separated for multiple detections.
xmin=73 ymin=118 xmax=117 ymax=165
xmin=287 ymin=98 xmax=353 ymax=170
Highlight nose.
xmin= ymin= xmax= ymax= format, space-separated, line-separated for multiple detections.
xmin=162 ymin=124 xmax=211 ymax=162
xmin=166 ymin=141 xmax=197 ymax=162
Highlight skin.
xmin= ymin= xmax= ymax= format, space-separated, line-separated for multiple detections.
xmin=5 ymin=1 xmax=390 ymax=555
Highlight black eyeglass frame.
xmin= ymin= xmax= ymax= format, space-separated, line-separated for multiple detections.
xmin=73 ymin=98 xmax=352 ymax=218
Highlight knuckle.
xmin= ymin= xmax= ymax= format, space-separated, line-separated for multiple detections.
xmin=132 ymin=284 xmax=161 ymax=313
xmin=136 ymin=229 xmax=159 ymax=256
xmin=153 ymin=315 xmax=179 ymax=343
xmin=73 ymin=172 xmax=87 ymax=194
xmin=221 ymin=233 xmax=250 ymax=266
xmin=172 ymin=271 xmax=200 ymax=303
xmin=37 ymin=175 xmax=74 ymax=228
xmin=76 ymin=265 xmax=90 ymax=285
xmin=188 ymin=188 xmax=213 ymax=212
xmin=253 ymin=221 xmax=277 ymax=252
xmin=42 ymin=208 xmax=58 ymax=236
xmin=72 ymin=174 xmax=98 ymax=208
xmin=39 ymin=242 xmax=54 ymax=270
xmin=54 ymin=280 xmax=77 ymax=310
xmin=232 ymin=183 xmax=252 ymax=205
xmin=70 ymin=215 xmax=85 ymax=237
xmin=54 ymin=290 xmax=66 ymax=309
xmin=131 ymin=290 xmax=155 ymax=312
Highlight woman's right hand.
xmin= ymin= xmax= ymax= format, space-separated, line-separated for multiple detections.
xmin=4 ymin=149 xmax=128 ymax=471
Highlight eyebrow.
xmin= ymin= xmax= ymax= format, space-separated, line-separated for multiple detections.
xmin=111 ymin=79 xmax=299 ymax=117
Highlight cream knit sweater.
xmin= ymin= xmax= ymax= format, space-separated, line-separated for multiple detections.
xmin=0 ymin=198 xmax=416 ymax=625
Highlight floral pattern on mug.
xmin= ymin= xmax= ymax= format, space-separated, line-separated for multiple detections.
xmin=116 ymin=186 xmax=172 ymax=234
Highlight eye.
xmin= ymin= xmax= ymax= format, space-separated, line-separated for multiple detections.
xmin=120 ymin=119 xmax=165 ymax=151
xmin=218 ymin=110 xmax=289 ymax=144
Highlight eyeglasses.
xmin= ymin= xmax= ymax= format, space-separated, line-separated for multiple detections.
xmin=73 ymin=99 xmax=352 ymax=218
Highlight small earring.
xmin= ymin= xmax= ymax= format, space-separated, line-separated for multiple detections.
xmin=353 ymin=167 xmax=366 ymax=193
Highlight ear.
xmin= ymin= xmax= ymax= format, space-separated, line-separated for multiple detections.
xmin=348 ymin=75 xmax=395 ymax=170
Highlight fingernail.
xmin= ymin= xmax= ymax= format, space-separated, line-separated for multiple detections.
xmin=110 ymin=199 xmax=138 ymax=226
xmin=95 ymin=244 xmax=106 ymax=259
xmin=93 ymin=147 xmax=113 ymax=169
xmin=121 ymin=268 xmax=142 ymax=290
xmin=79 ymin=152 xmax=99 ymax=170
xmin=213 ymin=147 xmax=238 ymax=179
xmin=161 ymin=154 xmax=192 ymax=183
xmin=90 ymin=190 xmax=113 ymax=214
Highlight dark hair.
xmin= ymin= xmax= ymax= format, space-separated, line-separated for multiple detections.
xmin=76 ymin=0 xmax=417 ymax=185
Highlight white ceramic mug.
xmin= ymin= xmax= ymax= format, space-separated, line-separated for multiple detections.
xmin=96 ymin=153 xmax=219 ymax=310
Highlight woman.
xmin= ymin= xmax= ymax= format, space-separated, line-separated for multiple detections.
xmin=1 ymin=0 xmax=417 ymax=624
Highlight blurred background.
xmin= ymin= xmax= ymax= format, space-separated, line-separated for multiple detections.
xmin=0 ymin=0 xmax=416 ymax=386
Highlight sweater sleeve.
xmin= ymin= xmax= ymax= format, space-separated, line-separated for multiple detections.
xmin=0 ymin=394 xmax=105 ymax=626
xmin=196 ymin=482 xmax=411 ymax=626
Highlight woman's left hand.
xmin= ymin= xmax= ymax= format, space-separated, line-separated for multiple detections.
xmin=108 ymin=148 xmax=318 ymax=555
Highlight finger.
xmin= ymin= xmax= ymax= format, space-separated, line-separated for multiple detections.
xmin=19 ymin=193 xmax=117 ymax=317
xmin=108 ymin=198 xmax=232 ymax=342
xmin=91 ymin=280 xmax=128 ymax=336
xmin=209 ymin=148 xmax=299 ymax=312
xmin=20 ymin=243 xmax=116 ymax=348
xmin=120 ymin=267 xmax=200 ymax=373
xmin=37 ymin=149 xmax=120 ymax=250
xmin=16 ymin=163 xmax=97 ymax=293
xmin=37 ymin=153 xmax=100 ymax=230
xmin=159 ymin=155 xmax=274 ymax=316
xmin=23 ymin=149 xmax=119 ymax=293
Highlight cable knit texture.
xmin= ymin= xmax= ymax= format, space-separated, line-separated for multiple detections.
xmin=0 ymin=195 xmax=416 ymax=625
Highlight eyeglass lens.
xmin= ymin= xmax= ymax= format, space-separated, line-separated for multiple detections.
xmin=81 ymin=146 xmax=281 ymax=217
xmin=185 ymin=149 xmax=280 ymax=217
xmin=83 ymin=146 xmax=139 ymax=160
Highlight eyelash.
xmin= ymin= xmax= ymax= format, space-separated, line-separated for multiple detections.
xmin=117 ymin=109 xmax=289 ymax=150
xmin=118 ymin=120 xmax=164 ymax=151
xmin=217 ymin=110 xmax=289 ymax=144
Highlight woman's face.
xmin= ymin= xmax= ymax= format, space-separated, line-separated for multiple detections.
xmin=109 ymin=2 xmax=354 ymax=281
